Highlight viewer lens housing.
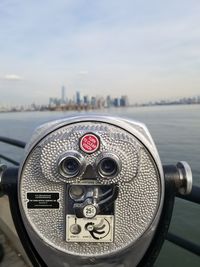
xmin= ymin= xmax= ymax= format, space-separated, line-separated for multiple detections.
xmin=58 ymin=151 xmax=85 ymax=178
xmin=97 ymin=153 xmax=121 ymax=178
xmin=61 ymin=157 xmax=80 ymax=176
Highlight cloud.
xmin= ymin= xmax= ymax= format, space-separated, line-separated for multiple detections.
xmin=3 ymin=74 xmax=23 ymax=81
xmin=78 ymin=70 xmax=89 ymax=75
xmin=0 ymin=0 xmax=200 ymax=105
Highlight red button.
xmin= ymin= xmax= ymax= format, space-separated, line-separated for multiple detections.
xmin=80 ymin=133 xmax=100 ymax=154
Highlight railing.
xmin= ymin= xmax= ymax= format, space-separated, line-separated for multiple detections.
xmin=166 ymin=187 xmax=200 ymax=256
xmin=0 ymin=136 xmax=200 ymax=257
xmin=0 ymin=136 xmax=26 ymax=166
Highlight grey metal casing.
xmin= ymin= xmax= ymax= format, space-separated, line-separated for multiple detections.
xmin=18 ymin=115 xmax=164 ymax=267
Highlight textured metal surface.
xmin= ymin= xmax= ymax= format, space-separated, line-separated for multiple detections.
xmin=19 ymin=121 xmax=161 ymax=257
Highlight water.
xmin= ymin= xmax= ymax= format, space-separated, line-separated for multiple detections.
xmin=0 ymin=105 xmax=199 ymax=266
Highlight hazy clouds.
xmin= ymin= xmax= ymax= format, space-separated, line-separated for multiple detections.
xmin=0 ymin=0 xmax=200 ymax=105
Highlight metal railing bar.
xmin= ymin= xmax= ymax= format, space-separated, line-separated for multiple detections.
xmin=0 ymin=154 xmax=20 ymax=166
xmin=0 ymin=136 xmax=26 ymax=148
xmin=176 ymin=185 xmax=200 ymax=204
xmin=166 ymin=232 xmax=200 ymax=256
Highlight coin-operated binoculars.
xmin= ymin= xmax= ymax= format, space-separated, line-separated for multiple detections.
xmin=0 ymin=116 xmax=192 ymax=267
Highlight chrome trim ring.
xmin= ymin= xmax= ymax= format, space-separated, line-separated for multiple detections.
xmin=96 ymin=152 xmax=122 ymax=179
xmin=57 ymin=151 xmax=86 ymax=179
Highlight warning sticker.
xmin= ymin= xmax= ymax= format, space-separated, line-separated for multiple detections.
xmin=80 ymin=133 xmax=100 ymax=154
xmin=66 ymin=215 xmax=114 ymax=243
xmin=27 ymin=193 xmax=59 ymax=209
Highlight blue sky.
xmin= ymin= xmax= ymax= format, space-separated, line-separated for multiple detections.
xmin=0 ymin=0 xmax=200 ymax=105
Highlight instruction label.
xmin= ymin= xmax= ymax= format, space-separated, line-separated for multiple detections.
xmin=27 ymin=192 xmax=59 ymax=209
xmin=66 ymin=215 xmax=114 ymax=243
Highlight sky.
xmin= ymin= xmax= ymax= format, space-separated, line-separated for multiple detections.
xmin=0 ymin=0 xmax=200 ymax=105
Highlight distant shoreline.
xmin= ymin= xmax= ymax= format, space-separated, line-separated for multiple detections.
xmin=0 ymin=103 xmax=199 ymax=114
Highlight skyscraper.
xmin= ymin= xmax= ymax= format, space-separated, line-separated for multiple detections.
xmin=61 ymin=86 xmax=66 ymax=104
xmin=113 ymin=98 xmax=120 ymax=107
xmin=83 ymin=95 xmax=89 ymax=105
xmin=120 ymin=95 xmax=129 ymax=106
xmin=106 ymin=95 xmax=111 ymax=108
xmin=76 ymin=91 xmax=81 ymax=105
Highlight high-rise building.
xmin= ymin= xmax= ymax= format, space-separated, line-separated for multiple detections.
xmin=113 ymin=98 xmax=120 ymax=107
xmin=49 ymin=97 xmax=60 ymax=107
xmin=83 ymin=95 xmax=89 ymax=105
xmin=91 ymin=96 xmax=97 ymax=107
xmin=76 ymin=91 xmax=81 ymax=105
xmin=61 ymin=86 xmax=66 ymax=104
xmin=106 ymin=95 xmax=112 ymax=108
xmin=96 ymin=97 xmax=105 ymax=108
xmin=120 ymin=95 xmax=129 ymax=107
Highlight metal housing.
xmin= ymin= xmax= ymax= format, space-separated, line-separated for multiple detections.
xmin=18 ymin=115 xmax=164 ymax=267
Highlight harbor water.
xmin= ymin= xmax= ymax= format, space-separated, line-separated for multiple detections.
xmin=0 ymin=104 xmax=199 ymax=266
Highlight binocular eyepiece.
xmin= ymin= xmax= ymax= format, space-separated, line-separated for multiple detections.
xmin=58 ymin=151 xmax=86 ymax=178
xmin=0 ymin=115 xmax=192 ymax=267
xmin=57 ymin=151 xmax=121 ymax=179
xmin=96 ymin=153 xmax=121 ymax=178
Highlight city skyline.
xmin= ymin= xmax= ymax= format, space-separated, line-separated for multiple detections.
xmin=0 ymin=1 xmax=200 ymax=105
xmin=49 ymin=86 xmax=129 ymax=108
xmin=0 ymin=86 xmax=199 ymax=112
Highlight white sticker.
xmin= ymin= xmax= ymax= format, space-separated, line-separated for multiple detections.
xmin=66 ymin=215 xmax=114 ymax=243
xmin=83 ymin=205 xmax=97 ymax=218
